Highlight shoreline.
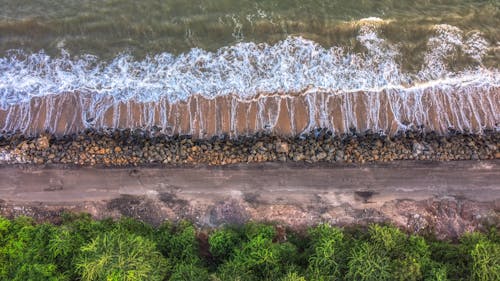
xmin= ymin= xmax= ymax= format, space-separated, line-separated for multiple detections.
xmin=1 ymin=128 xmax=498 ymax=166
xmin=2 ymin=87 xmax=498 ymax=138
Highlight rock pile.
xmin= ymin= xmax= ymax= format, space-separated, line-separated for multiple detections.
xmin=0 ymin=128 xmax=498 ymax=166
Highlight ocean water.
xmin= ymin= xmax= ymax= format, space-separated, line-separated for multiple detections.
xmin=0 ymin=0 xmax=498 ymax=136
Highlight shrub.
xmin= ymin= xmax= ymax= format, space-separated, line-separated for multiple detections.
xmin=218 ymin=227 xmax=298 ymax=281
xmin=48 ymin=227 xmax=76 ymax=276
xmin=48 ymin=213 xmax=118 ymax=279
xmin=164 ymin=221 xmax=201 ymax=264
xmin=366 ymin=224 xmax=437 ymax=280
xmin=154 ymin=220 xmax=209 ymax=279
xmin=115 ymin=217 xmax=155 ymax=238
xmin=346 ymin=242 xmax=392 ymax=281
xmin=76 ymin=230 xmax=169 ymax=281
xmin=235 ymin=235 xmax=283 ymax=279
xmin=280 ymin=271 xmax=307 ymax=281
xmin=457 ymin=232 xmax=493 ymax=279
xmin=7 ymin=263 xmax=62 ymax=281
xmin=429 ymin=240 xmax=463 ymax=279
xmin=0 ymin=216 xmax=498 ymax=281
xmin=306 ymin=224 xmax=346 ymax=280
xmin=424 ymin=262 xmax=449 ymax=281
xmin=243 ymin=222 xmax=276 ymax=240
xmin=169 ymin=263 xmax=210 ymax=281
xmin=60 ymin=213 xmax=114 ymax=241
xmin=0 ymin=217 xmax=10 ymax=240
xmin=154 ymin=220 xmax=174 ymax=255
xmin=369 ymin=224 xmax=406 ymax=256
xmin=393 ymin=235 xmax=432 ymax=281
xmin=0 ymin=218 xmax=66 ymax=281
xmin=209 ymin=228 xmax=242 ymax=262
xmin=216 ymin=260 xmax=254 ymax=281
xmin=470 ymin=240 xmax=500 ymax=281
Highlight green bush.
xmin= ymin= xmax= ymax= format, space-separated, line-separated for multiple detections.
xmin=52 ymin=213 xmax=116 ymax=279
xmin=424 ymin=262 xmax=449 ymax=281
xmin=0 ymin=215 xmax=498 ymax=281
xmin=346 ymin=242 xmax=392 ymax=281
xmin=154 ymin=220 xmax=174 ymax=255
xmin=369 ymin=224 xmax=407 ymax=255
xmin=216 ymin=260 xmax=254 ymax=281
xmin=470 ymin=240 xmax=500 ymax=281
xmin=215 ymin=224 xmax=299 ymax=281
xmin=209 ymin=228 xmax=242 ymax=262
xmin=306 ymin=224 xmax=346 ymax=280
xmin=233 ymin=235 xmax=284 ymax=279
xmin=243 ymin=222 xmax=276 ymax=240
xmin=0 ymin=217 xmax=10 ymax=239
xmin=76 ymin=230 xmax=169 ymax=281
xmin=280 ymin=271 xmax=307 ymax=281
xmin=60 ymin=213 xmax=114 ymax=242
xmin=115 ymin=217 xmax=155 ymax=238
xmin=393 ymin=235 xmax=432 ymax=281
xmin=429 ymin=240 xmax=464 ymax=279
xmin=0 ymin=217 xmax=66 ymax=281
xmin=365 ymin=224 xmax=437 ymax=281
xmin=158 ymin=220 xmax=201 ymax=264
xmin=169 ymin=263 xmax=210 ymax=281
xmin=455 ymin=231 xmax=495 ymax=280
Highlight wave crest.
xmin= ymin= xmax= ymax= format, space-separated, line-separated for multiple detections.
xmin=0 ymin=23 xmax=497 ymax=109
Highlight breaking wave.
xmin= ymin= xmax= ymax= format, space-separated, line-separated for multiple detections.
xmin=1 ymin=23 xmax=497 ymax=106
xmin=0 ymin=21 xmax=498 ymax=136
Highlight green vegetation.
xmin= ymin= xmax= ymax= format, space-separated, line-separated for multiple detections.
xmin=0 ymin=215 xmax=498 ymax=281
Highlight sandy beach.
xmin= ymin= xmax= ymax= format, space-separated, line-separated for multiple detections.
xmin=1 ymin=87 xmax=498 ymax=137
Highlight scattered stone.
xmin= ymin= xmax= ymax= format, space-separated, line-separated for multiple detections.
xmin=0 ymin=129 xmax=497 ymax=166
xmin=317 ymin=152 xmax=327 ymax=160
xmin=335 ymin=150 xmax=344 ymax=161
xmin=412 ymin=141 xmax=425 ymax=155
xmin=36 ymin=135 xmax=50 ymax=150
xmin=276 ymin=141 xmax=289 ymax=154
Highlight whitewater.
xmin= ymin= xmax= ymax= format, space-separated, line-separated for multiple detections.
xmin=0 ymin=22 xmax=498 ymax=137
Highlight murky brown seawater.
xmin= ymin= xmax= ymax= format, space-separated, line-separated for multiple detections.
xmin=1 ymin=0 xmax=498 ymax=61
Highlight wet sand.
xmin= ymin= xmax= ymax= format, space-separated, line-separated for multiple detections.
xmin=1 ymin=161 xmax=499 ymax=238
xmin=1 ymin=86 xmax=498 ymax=137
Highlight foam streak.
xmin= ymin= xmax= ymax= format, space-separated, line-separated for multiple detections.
xmin=0 ymin=23 xmax=498 ymax=136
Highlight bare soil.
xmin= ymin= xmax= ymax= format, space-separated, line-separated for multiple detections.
xmin=0 ymin=161 xmax=499 ymax=239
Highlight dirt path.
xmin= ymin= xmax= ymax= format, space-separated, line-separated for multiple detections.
xmin=0 ymin=161 xmax=499 ymax=238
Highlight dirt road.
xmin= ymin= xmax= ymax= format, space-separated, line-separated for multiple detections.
xmin=0 ymin=161 xmax=499 ymax=238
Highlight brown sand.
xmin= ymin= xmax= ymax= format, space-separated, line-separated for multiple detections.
xmin=1 ymin=87 xmax=498 ymax=137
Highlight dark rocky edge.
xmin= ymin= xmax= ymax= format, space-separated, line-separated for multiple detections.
xmin=0 ymin=128 xmax=498 ymax=166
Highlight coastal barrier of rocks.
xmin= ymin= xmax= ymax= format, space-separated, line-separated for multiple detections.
xmin=0 ymin=128 xmax=498 ymax=166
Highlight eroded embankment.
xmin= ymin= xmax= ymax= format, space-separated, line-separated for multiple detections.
xmin=0 ymin=161 xmax=498 ymax=239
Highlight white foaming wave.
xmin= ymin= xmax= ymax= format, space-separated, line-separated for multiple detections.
xmin=0 ymin=23 xmax=498 ymax=109
xmin=419 ymin=24 xmax=492 ymax=79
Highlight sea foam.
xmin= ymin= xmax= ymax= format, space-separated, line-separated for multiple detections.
xmin=1 ymin=22 xmax=497 ymax=106
xmin=0 ymin=22 xmax=498 ymax=136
